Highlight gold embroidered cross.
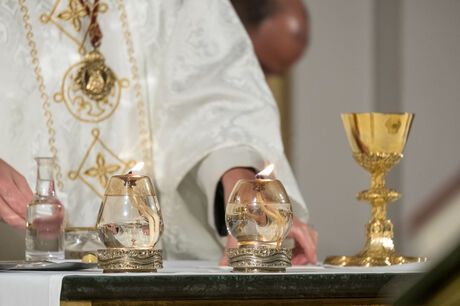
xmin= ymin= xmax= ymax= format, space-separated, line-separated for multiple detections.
xmin=84 ymin=152 xmax=120 ymax=188
xmin=56 ymin=0 xmax=88 ymax=32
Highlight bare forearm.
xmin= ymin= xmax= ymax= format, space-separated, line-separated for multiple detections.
xmin=221 ymin=167 xmax=256 ymax=204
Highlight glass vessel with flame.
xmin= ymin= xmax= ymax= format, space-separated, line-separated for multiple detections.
xmin=225 ymin=164 xmax=293 ymax=249
xmin=96 ymin=162 xmax=163 ymax=250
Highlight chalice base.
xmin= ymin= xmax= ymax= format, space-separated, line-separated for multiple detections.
xmin=324 ymin=219 xmax=428 ymax=267
xmin=97 ymin=248 xmax=162 ymax=273
xmin=228 ymin=247 xmax=291 ymax=272
xmin=324 ymin=253 xmax=427 ymax=267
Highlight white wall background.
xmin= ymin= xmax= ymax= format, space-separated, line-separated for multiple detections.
xmin=292 ymin=0 xmax=460 ymax=261
xmin=400 ymin=0 xmax=460 ymax=253
xmin=291 ymin=0 xmax=376 ymax=261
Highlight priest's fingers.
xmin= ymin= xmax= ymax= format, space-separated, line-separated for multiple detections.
xmin=219 ymin=235 xmax=238 ymax=266
xmin=288 ymin=217 xmax=318 ymax=265
xmin=218 ymin=253 xmax=229 ymax=266
xmin=0 ymin=159 xmax=31 ymax=225
xmin=292 ymin=255 xmax=308 ymax=265
xmin=0 ymin=196 xmax=25 ymax=229
xmin=299 ymin=224 xmax=318 ymax=264
xmin=4 ymin=179 xmax=30 ymax=218
xmin=291 ymin=242 xmax=309 ymax=265
xmin=12 ymin=169 xmax=33 ymax=212
xmin=0 ymin=160 xmax=30 ymax=218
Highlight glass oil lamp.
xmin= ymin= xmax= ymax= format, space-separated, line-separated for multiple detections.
xmin=96 ymin=163 xmax=164 ymax=273
xmin=225 ymin=164 xmax=293 ymax=272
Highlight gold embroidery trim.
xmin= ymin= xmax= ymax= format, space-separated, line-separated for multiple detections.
xmin=19 ymin=0 xmax=64 ymax=190
xmin=116 ymin=0 xmax=152 ymax=173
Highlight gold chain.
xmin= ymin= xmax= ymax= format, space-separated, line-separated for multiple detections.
xmin=116 ymin=0 xmax=152 ymax=172
xmin=18 ymin=0 xmax=64 ymax=190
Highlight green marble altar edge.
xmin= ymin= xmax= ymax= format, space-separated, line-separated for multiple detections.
xmin=61 ymin=273 xmax=422 ymax=301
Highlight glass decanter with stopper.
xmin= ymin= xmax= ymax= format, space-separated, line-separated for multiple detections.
xmin=25 ymin=157 xmax=65 ymax=261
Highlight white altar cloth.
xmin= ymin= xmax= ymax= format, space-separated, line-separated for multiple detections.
xmin=0 ymin=260 xmax=429 ymax=306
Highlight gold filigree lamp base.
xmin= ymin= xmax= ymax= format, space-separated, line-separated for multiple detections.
xmin=228 ymin=247 xmax=291 ymax=272
xmin=97 ymin=248 xmax=162 ymax=273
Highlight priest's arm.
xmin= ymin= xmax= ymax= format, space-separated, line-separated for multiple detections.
xmin=154 ymin=0 xmax=317 ymax=264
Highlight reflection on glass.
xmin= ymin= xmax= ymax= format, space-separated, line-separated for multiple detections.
xmin=96 ymin=173 xmax=163 ymax=250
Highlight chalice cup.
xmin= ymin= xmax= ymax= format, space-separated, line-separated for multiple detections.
xmin=324 ymin=113 xmax=427 ymax=266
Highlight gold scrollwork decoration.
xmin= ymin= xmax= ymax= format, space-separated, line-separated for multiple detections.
xmin=116 ymin=0 xmax=152 ymax=169
xmin=19 ymin=0 xmax=65 ymax=190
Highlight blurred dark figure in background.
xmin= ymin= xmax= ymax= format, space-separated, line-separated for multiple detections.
xmin=231 ymin=0 xmax=309 ymax=75
xmin=231 ymin=0 xmax=310 ymax=157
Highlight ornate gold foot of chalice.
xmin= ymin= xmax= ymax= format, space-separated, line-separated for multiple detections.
xmin=324 ymin=113 xmax=427 ymax=266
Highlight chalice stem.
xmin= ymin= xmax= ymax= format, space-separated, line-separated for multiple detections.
xmin=371 ymin=202 xmax=386 ymax=221
xmin=370 ymin=171 xmax=388 ymax=220
xmin=371 ymin=172 xmax=386 ymax=189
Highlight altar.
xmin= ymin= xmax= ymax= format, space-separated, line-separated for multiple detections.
xmin=0 ymin=261 xmax=427 ymax=306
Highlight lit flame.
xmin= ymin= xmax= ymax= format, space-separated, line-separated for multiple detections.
xmin=256 ymin=163 xmax=274 ymax=178
xmin=130 ymin=162 xmax=144 ymax=173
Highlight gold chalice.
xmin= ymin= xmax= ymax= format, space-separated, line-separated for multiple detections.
xmin=324 ymin=113 xmax=427 ymax=266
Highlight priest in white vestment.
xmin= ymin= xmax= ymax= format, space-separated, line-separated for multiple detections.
xmin=0 ymin=0 xmax=317 ymax=264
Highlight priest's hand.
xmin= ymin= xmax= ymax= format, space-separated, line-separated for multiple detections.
xmin=219 ymin=167 xmax=256 ymax=266
xmin=0 ymin=159 xmax=33 ymax=229
xmin=288 ymin=216 xmax=317 ymax=265
xmin=219 ymin=235 xmax=238 ymax=266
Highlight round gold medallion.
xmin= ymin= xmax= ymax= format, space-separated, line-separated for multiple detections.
xmin=54 ymin=51 xmax=129 ymax=123
xmin=75 ymin=50 xmax=115 ymax=101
